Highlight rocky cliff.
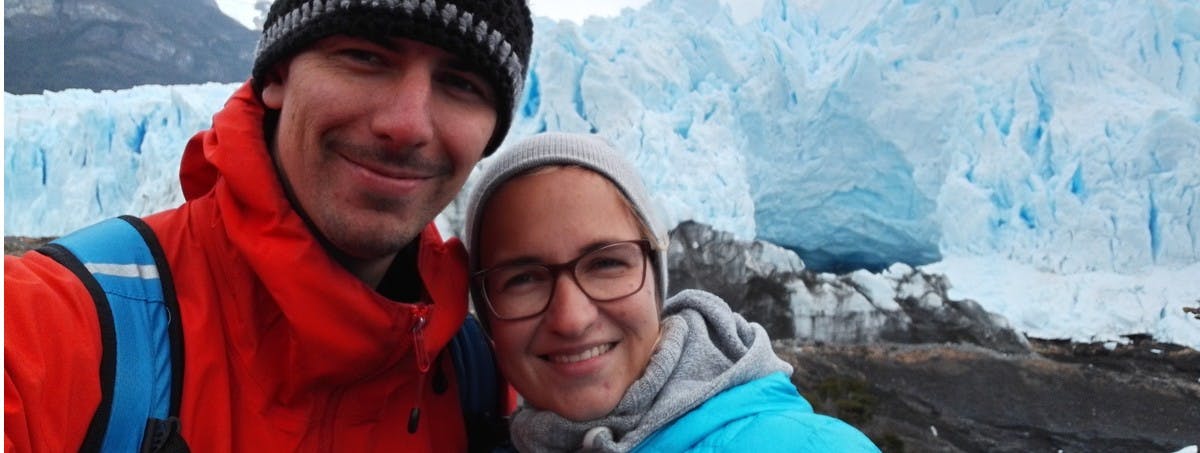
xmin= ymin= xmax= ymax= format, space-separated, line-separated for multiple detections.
xmin=670 ymin=220 xmax=1031 ymax=353
xmin=4 ymin=0 xmax=257 ymax=94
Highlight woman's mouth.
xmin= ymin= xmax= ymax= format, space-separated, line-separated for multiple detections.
xmin=544 ymin=342 xmax=615 ymax=364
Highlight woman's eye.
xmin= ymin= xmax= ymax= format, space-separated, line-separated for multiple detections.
xmin=594 ymin=258 xmax=623 ymax=269
xmin=500 ymin=271 xmax=547 ymax=292
xmin=504 ymin=273 xmax=533 ymax=288
xmin=586 ymin=257 xmax=633 ymax=273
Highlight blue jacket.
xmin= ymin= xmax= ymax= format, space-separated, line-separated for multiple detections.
xmin=634 ymin=372 xmax=880 ymax=452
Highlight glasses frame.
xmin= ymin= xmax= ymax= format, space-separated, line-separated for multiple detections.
xmin=474 ymin=239 xmax=653 ymax=321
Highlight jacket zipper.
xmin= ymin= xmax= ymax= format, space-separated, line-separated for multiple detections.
xmin=407 ymin=304 xmax=432 ymax=434
xmin=314 ymin=304 xmax=433 ymax=449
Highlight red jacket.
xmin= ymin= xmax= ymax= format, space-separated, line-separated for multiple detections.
xmin=5 ymin=82 xmax=489 ymax=452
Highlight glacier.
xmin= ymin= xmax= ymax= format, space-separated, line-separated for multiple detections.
xmin=5 ymin=0 xmax=1199 ymax=348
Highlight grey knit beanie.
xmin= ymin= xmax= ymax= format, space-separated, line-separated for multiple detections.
xmin=462 ymin=132 xmax=671 ymax=320
xmin=251 ymin=0 xmax=533 ymax=156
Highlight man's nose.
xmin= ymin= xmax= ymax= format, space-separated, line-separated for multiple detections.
xmin=370 ymin=71 xmax=435 ymax=148
xmin=542 ymin=271 xmax=599 ymax=337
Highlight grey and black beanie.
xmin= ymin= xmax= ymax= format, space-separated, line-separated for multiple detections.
xmin=462 ymin=132 xmax=671 ymax=319
xmin=251 ymin=0 xmax=534 ymax=156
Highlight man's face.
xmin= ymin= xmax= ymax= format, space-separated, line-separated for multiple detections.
xmin=261 ymin=35 xmax=496 ymax=274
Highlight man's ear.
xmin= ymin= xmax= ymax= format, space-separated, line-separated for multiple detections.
xmin=260 ymin=62 xmax=289 ymax=109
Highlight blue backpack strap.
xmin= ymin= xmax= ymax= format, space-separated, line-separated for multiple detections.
xmin=448 ymin=313 xmax=510 ymax=453
xmin=37 ymin=216 xmax=185 ymax=453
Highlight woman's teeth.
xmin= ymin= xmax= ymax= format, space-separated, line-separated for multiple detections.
xmin=548 ymin=343 xmax=613 ymax=364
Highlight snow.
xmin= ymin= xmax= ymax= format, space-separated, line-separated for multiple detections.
xmin=214 ymin=0 xmax=264 ymax=30
xmin=5 ymin=0 xmax=1199 ymax=349
xmin=923 ymin=256 xmax=1200 ymax=349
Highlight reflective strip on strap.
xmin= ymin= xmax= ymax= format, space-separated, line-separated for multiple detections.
xmin=84 ymin=263 xmax=160 ymax=280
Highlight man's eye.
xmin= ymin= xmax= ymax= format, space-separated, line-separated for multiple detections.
xmin=340 ymin=48 xmax=383 ymax=65
xmin=439 ymin=71 xmax=494 ymax=103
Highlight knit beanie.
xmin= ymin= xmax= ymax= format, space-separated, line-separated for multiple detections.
xmin=251 ymin=0 xmax=534 ymax=156
xmin=462 ymin=132 xmax=671 ymax=322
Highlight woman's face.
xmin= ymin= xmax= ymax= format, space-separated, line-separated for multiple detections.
xmin=477 ymin=167 xmax=660 ymax=421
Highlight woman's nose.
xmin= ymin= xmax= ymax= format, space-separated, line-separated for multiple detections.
xmin=541 ymin=271 xmax=600 ymax=337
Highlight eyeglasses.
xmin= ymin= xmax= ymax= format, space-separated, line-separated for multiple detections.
xmin=474 ymin=240 xmax=652 ymax=321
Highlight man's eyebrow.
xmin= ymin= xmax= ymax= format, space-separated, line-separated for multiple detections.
xmin=364 ymin=35 xmax=400 ymax=51
xmin=443 ymin=57 xmax=488 ymax=76
xmin=362 ymin=36 xmax=487 ymax=74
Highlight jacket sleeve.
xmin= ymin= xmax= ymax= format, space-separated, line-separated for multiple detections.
xmin=5 ymin=252 xmax=105 ymax=452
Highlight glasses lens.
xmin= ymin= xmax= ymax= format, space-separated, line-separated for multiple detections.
xmin=482 ymin=264 xmax=552 ymax=319
xmin=575 ymin=242 xmax=647 ymax=301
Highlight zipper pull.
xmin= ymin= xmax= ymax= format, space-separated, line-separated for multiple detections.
xmin=408 ymin=305 xmax=431 ymax=433
xmin=407 ymin=407 xmax=421 ymax=434
xmin=411 ymin=307 xmax=431 ymax=373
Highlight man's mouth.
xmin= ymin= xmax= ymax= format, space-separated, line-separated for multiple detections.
xmin=342 ymin=153 xmax=433 ymax=180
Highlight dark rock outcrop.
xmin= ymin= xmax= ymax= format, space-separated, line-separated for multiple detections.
xmin=4 ymin=0 xmax=257 ymax=94
xmin=669 ymin=220 xmax=805 ymax=340
xmin=668 ymin=220 xmax=1031 ymax=353
xmin=4 ymin=236 xmax=53 ymax=255
xmin=780 ymin=339 xmax=1200 ymax=452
